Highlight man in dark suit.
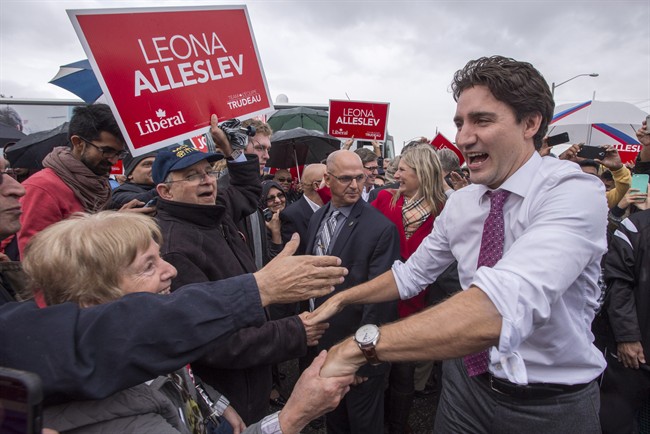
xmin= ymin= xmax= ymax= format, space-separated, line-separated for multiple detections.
xmin=280 ymin=163 xmax=326 ymax=255
xmin=305 ymin=150 xmax=400 ymax=434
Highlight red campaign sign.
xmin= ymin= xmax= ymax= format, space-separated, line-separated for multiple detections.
xmin=189 ymin=134 xmax=209 ymax=153
xmin=328 ymin=100 xmax=389 ymax=141
xmin=68 ymin=6 xmax=273 ymax=156
xmin=612 ymin=143 xmax=641 ymax=164
xmin=110 ymin=160 xmax=124 ymax=175
xmin=430 ymin=133 xmax=465 ymax=166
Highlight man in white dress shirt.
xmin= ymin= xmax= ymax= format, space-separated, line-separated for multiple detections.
xmin=309 ymin=56 xmax=607 ymax=433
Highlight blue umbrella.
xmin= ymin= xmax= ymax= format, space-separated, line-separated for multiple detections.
xmin=49 ymin=60 xmax=102 ymax=103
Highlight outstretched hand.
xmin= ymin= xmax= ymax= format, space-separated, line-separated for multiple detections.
xmin=320 ymin=338 xmax=366 ymax=378
xmin=254 ymin=233 xmax=348 ymax=306
xmin=278 ymin=350 xmax=354 ymax=434
xmin=307 ymin=292 xmax=345 ymax=325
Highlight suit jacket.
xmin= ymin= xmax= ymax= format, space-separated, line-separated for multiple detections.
xmin=306 ymin=199 xmax=400 ymax=377
xmin=280 ymin=196 xmax=317 ymax=255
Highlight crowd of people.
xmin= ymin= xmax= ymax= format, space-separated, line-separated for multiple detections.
xmin=1 ymin=54 xmax=650 ymax=434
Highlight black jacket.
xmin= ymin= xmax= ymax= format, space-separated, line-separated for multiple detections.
xmin=280 ymin=196 xmax=316 ymax=255
xmin=109 ymin=182 xmax=157 ymax=209
xmin=156 ymin=157 xmax=306 ymax=424
xmin=604 ymin=209 xmax=650 ymax=350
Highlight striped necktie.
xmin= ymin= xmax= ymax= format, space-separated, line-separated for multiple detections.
xmin=316 ymin=210 xmax=340 ymax=256
xmin=310 ymin=210 xmax=340 ymax=311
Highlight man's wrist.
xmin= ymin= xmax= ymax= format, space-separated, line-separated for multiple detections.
xmin=226 ymin=149 xmax=242 ymax=161
xmin=278 ymin=407 xmax=305 ymax=434
xmin=344 ymin=336 xmax=370 ymax=368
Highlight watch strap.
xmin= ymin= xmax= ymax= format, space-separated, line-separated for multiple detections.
xmin=226 ymin=149 xmax=243 ymax=161
xmin=359 ymin=345 xmax=381 ymax=366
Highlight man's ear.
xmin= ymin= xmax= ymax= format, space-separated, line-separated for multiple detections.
xmin=156 ymin=183 xmax=173 ymax=200
xmin=523 ymin=113 xmax=543 ymax=140
xmin=323 ymin=173 xmax=332 ymax=189
xmin=69 ymin=135 xmax=84 ymax=157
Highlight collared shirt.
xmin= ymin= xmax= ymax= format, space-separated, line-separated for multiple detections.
xmin=303 ymin=194 xmax=322 ymax=213
xmin=361 ymin=185 xmax=374 ymax=202
xmin=259 ymin=411 xmax=282 ymax=434
xmin=392 ymin=152 xmax=608 ymax=385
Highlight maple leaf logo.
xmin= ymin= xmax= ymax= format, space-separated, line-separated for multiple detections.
xmin=156 ymin=109 xmax=166 ymax=118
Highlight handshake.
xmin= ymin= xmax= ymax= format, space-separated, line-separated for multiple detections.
xmin=250 ymin=233 xmax=369 ymax=433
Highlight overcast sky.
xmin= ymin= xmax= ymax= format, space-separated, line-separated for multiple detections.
xmin=1 ymin=0 xmax=649 ymax=152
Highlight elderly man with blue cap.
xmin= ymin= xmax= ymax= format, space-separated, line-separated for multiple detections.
xmin=152 ymin=115 xmax=324 ymax=427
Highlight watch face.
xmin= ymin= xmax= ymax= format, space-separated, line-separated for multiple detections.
xmin=355 ymin=324 xmax=378 ymax=345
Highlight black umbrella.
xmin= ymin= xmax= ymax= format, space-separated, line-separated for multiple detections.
xmin=0 ymin=123 xmax=27 ymax=148
xmin=5 ymin=122 xmax=69 ymax=170
xmin=268 ymin=128 xmax=340 ymax=173
xmin=267 ymin=107 xmax=329 ymax=133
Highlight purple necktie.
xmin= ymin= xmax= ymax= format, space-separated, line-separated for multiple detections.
xmin=464 ymin=189 xmax=511 ymax=377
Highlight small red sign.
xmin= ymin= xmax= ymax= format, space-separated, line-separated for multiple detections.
xmin=328 ymin=100 xmax=389 ymax=141
xmin=189 ymin=134 xmax=209 ymax=153
xmin=430 ymin=133 xmax=465 ymax=166
xmin=611 ymin=143 xmax=641 ymax=164
xmin=110 ymin=160 xmax=124 ymax=175
xmin=68 ymin=6 xmax=273 ymax=156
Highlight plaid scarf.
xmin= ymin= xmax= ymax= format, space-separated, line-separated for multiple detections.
xmin=402 ymin=195 xmax=431 ymax=240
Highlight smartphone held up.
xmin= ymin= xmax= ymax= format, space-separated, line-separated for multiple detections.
xmin=576 ymin=145 xmax=607 ymax=160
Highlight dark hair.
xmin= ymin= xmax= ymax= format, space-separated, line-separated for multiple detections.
xmin=451 ymin=56 xmax=554 ymax=149
xmin=354 ymin=147 xmax=378 ymax=165
xmin=0 ymin=107 xmax=23 ymax=131
xmin=69 ymin=104 xmax=124 ymax=144
xmin=578 ymin=159 xmax=600 ymax=173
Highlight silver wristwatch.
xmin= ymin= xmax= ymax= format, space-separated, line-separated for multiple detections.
xmin=354 ymin=324 xmax=381 ymax=365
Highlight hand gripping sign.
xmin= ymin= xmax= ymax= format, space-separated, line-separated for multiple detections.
xmin=328 ymin=100 xmax=390 ymax=141
xmin=68 ymin=5 xmax=273 ymax=156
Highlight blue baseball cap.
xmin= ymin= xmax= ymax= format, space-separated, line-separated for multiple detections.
xmin=152 ymin=144 xmax=223 ymax=184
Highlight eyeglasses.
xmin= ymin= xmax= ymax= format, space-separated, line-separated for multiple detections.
xmin=78 ymin=136 xmax=129 ymax=160
xmin=266 ymin=192 xmax=286 ymax=203
xmin=250 ymin=138 xmax=271 ymax=154
xmin=363 ymin=165 xmax=379 ymax=172
xmin=166 ymin=169 xmax=218 ymax=183
xmin=0 ymin=168 xmax=18 ymax=185
xmin=328 ymin=172 xmax=366 ymax=186
xmin=275 ymin=177 xmax=292 ymax=183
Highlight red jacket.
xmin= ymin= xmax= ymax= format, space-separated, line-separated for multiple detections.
xmin=18 ymin=168 xmax=84 ymax=257
xmin=372 ymin=189 xmax=439 ymax=318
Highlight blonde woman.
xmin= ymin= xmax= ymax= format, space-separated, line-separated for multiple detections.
xmin=371 ymin=144 xmax=447 ymax=433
